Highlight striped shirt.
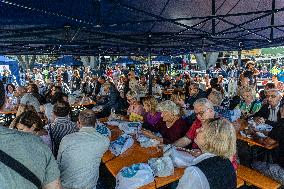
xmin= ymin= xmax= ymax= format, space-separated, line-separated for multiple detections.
xmin=48 ymin=116 xmax=78 ymax=158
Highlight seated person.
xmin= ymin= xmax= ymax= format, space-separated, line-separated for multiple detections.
xmin=176 ymin=118 xmax=237 ymax=189
xmin=126 ymin=91 xmax=145 ymax=122
xmin=253 ymin=89 xmax=283 ymax=127
xmin=142 ymin=96 xmax=162 ymax=131
xmin=142 ymin=100 xmax=190 ymax=144
xmin=238 ymin=87 xmax=262 ymax=119
xmin=174 ymin=98 xmax=215 ymax=149
xmin=185 ymin=82 xmax=207 ymax=110
xmin=14 ymin=110 xmax=51 ymax=149
xmin=259 ymin=82 xmax=276 ymax=103
xmin=170 ymin=92 xmax=186 ymax=116
xmin=208 ymin=90 xmax=241 ymax=122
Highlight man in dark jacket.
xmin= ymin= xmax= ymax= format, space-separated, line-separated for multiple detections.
xmin=185 ymin=82 xmax=207 ymax=110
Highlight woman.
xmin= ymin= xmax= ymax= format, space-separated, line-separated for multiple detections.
xmin=27 ymin=83 xmax=46 ymax=105
xmin=143 ymin=100 xmax=190 ymax=144
xmin=238 ymin=87 xmax=262 ymax=119
xmin=81 ymin=76 xmax=94 ymax=96
xmin=176 ymin=118 xmax=237 ymax=189
xmin=70 ymin=70 xmax=82 ymax=92
xmin=126 ymin=91 xmax=145 ymax=122
xmin=142 ymin=96 xmax=162 ymax=131
xmin=170 ymin=92 xmax=186 ymax=116
xmin=14 ymin=110 xmax=51 ymax=149
xmin=9 ymin=104 xmax=37 ymax=129
xmin=5 ymin=83 xmax=15 ymax=98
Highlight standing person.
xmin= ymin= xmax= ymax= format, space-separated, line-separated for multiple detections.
xmin=0 ymin=80 xmax=62 ymax=189
xmin=81 ymin=76 xmax=94 ymax=96
xmin=70 ymin=70 xmax=82 ymax=92
xmin=57 ymin=110 xmax=110 ymax=189
xmin=48 ymin=66 xmax=56 ymax=83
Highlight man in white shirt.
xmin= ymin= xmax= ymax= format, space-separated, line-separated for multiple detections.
xmin=57 ymin=110 xmax=110 ymax=189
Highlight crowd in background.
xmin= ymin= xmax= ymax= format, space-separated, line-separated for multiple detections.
xmin=1 ymin=60 xmax=284 ymax=188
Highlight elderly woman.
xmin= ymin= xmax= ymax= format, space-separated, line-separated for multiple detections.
xmin=142 ymin=96 xmax=162 ymax=130
xmin=238 ymin=87 xmax=262 ymax=119
xmin=143 ymin=100 xmax=190 ymax=144
xmin=176 ymin=118 xmax=237 ymax=189
xmin=126 ymin=91 xmax=145 ymax=121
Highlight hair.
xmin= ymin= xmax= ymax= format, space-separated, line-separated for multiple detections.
xmin=157 ymin=100 xmax=180 ymax=116
xmin=28 ymin=83 xmax=39 ymax=94
xmin=265 ymin=82 xmax=276 ymax=90
xmin=126 ymin=90 xmax=139 ymax=101
xmin=245 ymin=61 xmax=255 ymax=69
xmin=201 ymin=118 xmax=236 ymax=158
xmin=190 ymin=82 xmax=199 ymax=89
xmin=0 ymin=80 xmax=5 ymax=108
xmin=50 ymin=92 xmax=65 ymax=105
xmin=240 ymin=87 xmax=256 ymax=100
xmin=209 ymin=90 xmax=224 ymax=106
xmin=53 ymin=101 xmax=71 ymax=117
xmin=6 ymin=83 xmax=15 ymax=93
xmin=142 ymin=96 xmax=158 ymax=113
xmin=266 ymin=88 xmax=283 ymax=96
xmin=78 ymin=110 xmax=97 ymax=126
xmin=193 ymin=98 xmax=214 ymax=110
xmin=14 ymin=110 xmax=44 ymax=131
xmin=16 ymin=104 xmax=37 ymax=117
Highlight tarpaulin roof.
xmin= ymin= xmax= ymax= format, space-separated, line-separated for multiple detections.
xmin=0 ymin=0 xmax=284 ymax=55
xmin=112 ymin=57 xmax=144 ymax=65
xmin=51 ymin=56 xmax=83 ymax=66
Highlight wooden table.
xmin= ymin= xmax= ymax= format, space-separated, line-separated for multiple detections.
xmin=235 ymin=119 xmax=278 ymax=150
xmin=0 ymin=109 xmax=17 ymax=114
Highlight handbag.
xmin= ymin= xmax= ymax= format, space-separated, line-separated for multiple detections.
xmin=0 ymin=150 xmax=42 ymax=188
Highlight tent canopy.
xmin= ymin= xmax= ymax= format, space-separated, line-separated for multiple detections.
xmin=0 ymin=56 xmax=20 ymax=83
xmin=112 ymin=57 xmax=144 ymax=65
xmin=51 ymin=56 xmax=83 ymax=67
xmin=0 ymin=0 xmax=284 ymax=55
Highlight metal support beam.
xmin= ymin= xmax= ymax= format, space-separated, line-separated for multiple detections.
xmin=270 ymin=0 xmax=276 ymax=40
xmin=212 ymin=0 xmax=216 ymax=35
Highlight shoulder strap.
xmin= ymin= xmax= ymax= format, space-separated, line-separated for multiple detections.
xmin=0 ymin=150 xmax=42 ymax=189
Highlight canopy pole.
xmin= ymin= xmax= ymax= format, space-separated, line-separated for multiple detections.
xmin=238 ymin=50 xmax=242 ymax=67
xmin=148 ymin=52 xmax=152 ymax=95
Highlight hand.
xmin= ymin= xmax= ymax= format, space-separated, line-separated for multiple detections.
xmin=254 ymin=117 xmax=265 ymax=125
xmin=280 ymin=107 xmax=284 ymax=118
xmin=189 ymin=149 xmax=202 ymax=157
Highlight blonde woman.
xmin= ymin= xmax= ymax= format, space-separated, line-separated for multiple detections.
xmin=142 ymin=96 xmax=162 ymax=130
xmin=126 ymin=91 xmax=145 ymax=121
xmin=238 ymin=87 xmax=262 ymax=118
xmin=177 ymin=118 xmax=237 ymax=189
xmin=143 ymin=100 xmax=190 ymax=144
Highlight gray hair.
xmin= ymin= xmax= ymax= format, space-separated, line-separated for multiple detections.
xmin=78 ymin=109 xmax=97 ymax=126
xmin=193 ymin=98 xmax=214 ymax=110
xmin=157 ymin=100 xmax=180 ymax=116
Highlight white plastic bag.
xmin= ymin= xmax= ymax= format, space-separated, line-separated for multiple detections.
xmin=137 ymin=135 xmax=160 ymax=148
xmin=119 ymin=122 xmax=142 ymax=135
xmin=109 ymin=134 xmax=134 ymax=156
xmin=115 ymin=163 xmax=154 ymax=189
xmin=148 ymin=156 xmax=174 ymax=177
xmin=164 ymin=146 xmax=194 ymax=168
xmin=95 ymin=122 xmax=111 ymax=137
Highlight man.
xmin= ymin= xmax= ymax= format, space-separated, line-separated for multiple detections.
xmin=94 ymin=76 xmax=106 ymax=97
xmin=254 ymin=89 xmax=283 ymax=127
xmin=185 ymin=82 xmax=207 ymax=110
xmin=173 ymin=74 xmax=184 ymax=90
xmin=57 ymin=110 xmax=110 ymax=189
xmin=0 ymin=80 xmax=62 ymax=189
xmin=174 ymin=98 xmax=215 ymax=149
xmin=48 ymin=101 xmax=77 ymax=157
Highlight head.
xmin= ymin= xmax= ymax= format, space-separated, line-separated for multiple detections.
xmin=16 ymin=104 xmax=37 ymax=117
xmin=170 ymin=92 xmax=183 ymax=105
xmin=27 ymin=83 xmax=39 ymax=94
xmin=128 ymin=71 xmax=135 ymax=79
xmin=245 ymin=61 xmax=255 ymax=69
xmin=51 ymin=86 xmax=62 ymax=96
xmin=241 ymin=87 xmax=256 ymax=104
xmin=78 ymin=110 xmax=97 ymax=128
xmin=98 ymin=76 xmax=106 ymax=84
xmin=264 ymin=82 xmax=276 ymax=91
xmin=50 ymin=92 xmax=65 ymax=105
xmin=142 ymin=96 xmax=158 ymax=113
xmin=157 ymin=100 xmax=180 ymax=123
xmin=126 ymin=91 xmax=139 ymax=105
xmin=15 ymin=110 xmax=43 ymax=133
xmin=6 ymin=84 xmax=15 ymax=94
xmin=208 ymin=90 xmax=224 ymax=106
xmin=272 ymin=75 xmax=278 ymax=82
xmin=188 ymin=82 xmax=199 ymax=96
xmin=195 ymin=118 xmax=236 ymax=158
xmin=53 ymin=101 xmax=71 ymax=118
xmin=73 ymin=70 xmax=80 ymax=77
xmin=193 ymin=98 xmax=215 ymax=123
xmin=103 ymin=82 xmax=111 ymax=94
xmin=266 ymin=89 xmax=282 ymax=108
xmin=14 ymin=86 xmax=27 ymax=97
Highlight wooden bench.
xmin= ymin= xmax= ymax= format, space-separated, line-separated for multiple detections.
xmin=237 ymin=164 xmax=281 ymax=189
xmin=237 ymin=177 xmax=245 ymax=188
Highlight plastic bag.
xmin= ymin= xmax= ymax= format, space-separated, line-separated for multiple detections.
xmin=109 ymin=134 xmax=134 ymax=156
xmin=116 ymin=163 xmax=154 ymax=189
xmin=119 ymin=122 xmax=142 ymax=135
xmin=164 ymin=146 xmax=194 ymax=168
xmin=95 ymin=122 xmax=111 ymax=137
xmin=137 ymin=135 xmax=160 ymax=148
xmin=148 ymin=156 xmax=174 ymax=177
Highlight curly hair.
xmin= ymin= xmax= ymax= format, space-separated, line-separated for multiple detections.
xmin=142 ymin=96 xmax=158 ymax=113
xmin=14 ymin=110 xmax=44 ymax=131
xmin=157 ymin=100 xmax=180 ymax=116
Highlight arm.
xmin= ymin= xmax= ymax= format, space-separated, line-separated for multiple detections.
xmin=42 ymin=177 xmax=62 ymax=189
xmin=173 ymin=136 xmax=192 ymax=148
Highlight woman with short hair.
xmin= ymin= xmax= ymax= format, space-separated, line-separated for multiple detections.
xmin=126 ymin=91 xmax=145 ymax=121
xmin=143 ymin=100 xmax=190 ymax=144
xmin=142 ymin=96 xmax=162 ymax=130
xmin=176 ymin=118 xmax=237 ymax=189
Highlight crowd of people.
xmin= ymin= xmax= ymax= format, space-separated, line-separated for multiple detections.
xmin=1 ymin=60 xmax=284 ymax=189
